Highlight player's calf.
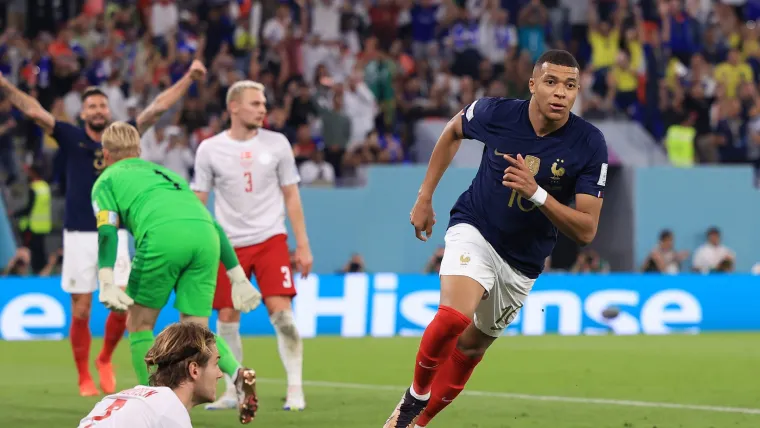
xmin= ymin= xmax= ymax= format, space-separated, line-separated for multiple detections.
xmin=270 ymin=306 xmax=305 ymax=411
xmin=416 ymin=324 xmax=495 ymax=427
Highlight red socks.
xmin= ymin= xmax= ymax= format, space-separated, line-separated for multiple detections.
xmin=70 ymin=316 xmax=92 ymax=381
xmin=416 ymin=347 xmax=483 ymax=426
xmin=99 ymin=312 xmax=127 ymax=363
xmin=412 ymin=305 xmax=471 ymax=396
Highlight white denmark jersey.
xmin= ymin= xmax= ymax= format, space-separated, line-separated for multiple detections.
xmin=78 ymin=386 xmax=192 ymax=428
xmin=191 ymin=129 xmax=300 ymax=247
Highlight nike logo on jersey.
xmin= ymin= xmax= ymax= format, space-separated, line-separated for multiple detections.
xmin=494 ymin=149 xmax=511 ymax=157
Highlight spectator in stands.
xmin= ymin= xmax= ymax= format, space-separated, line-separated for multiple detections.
xmin=0 ymin=95 xmax=17 ymax=187
xmin=11 ymin=163 xmax=51 ymax=274
xmin=145 ymin=125 xmax=194 ymax=182
xmin=692 ymin=227 xmax=736 ymax=274
xmin=2 ymin=247 xmax=30 ymax=276
xmin=424 ymin=247 xmax=445 ymax=274
xmin=571 ymin=248 xmax=610 ymax=274
xmin=341 ymin=253 xmax=365 ymax=273
xmin=641 ymin=229 xmax=689 ymax=274
xmin=299 ymin=149 xmax=336 ymax=187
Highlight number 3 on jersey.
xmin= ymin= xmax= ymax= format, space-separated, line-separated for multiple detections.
xmin=244 ymin=172 xmax=253 ymax=192
xmin=82 ymin=399 xmax=127 ymax=428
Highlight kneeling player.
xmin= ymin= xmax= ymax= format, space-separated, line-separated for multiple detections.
xmin=91 ymin=122 xmax=263 ymax=423
xmin=78 ymin=322 xmax=256 ymax=427
xmin=384 ymin=50 xmax=608 ymax=427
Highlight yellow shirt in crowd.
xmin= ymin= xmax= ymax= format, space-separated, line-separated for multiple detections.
xmin=589 ymin=30 xmax=620 ymax=69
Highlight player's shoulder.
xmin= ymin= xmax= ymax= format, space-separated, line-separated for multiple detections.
xmin=197 ymin=131 xmax=230 ymax=150
xmin=465 ymin=97 xmax=527 ymax=121
xmin=110 ymin=385 xmax=174 ymax=401
xmin=258 ymin=128 xmax=291 ymax=146
xmin=567 ymin=114 xmax=607 ymax=149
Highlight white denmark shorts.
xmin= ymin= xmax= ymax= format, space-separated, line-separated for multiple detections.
xmin=439 ymin=223 xmax=536 ymax=337
xmin=62 ymin=230 xmax=132 ymax=294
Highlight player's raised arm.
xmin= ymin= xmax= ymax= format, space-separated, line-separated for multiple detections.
xmin=91 ymin=177 xmax=134 ymax=311
xmin=0 ymin=72 xmax=55 ymax=135
xmin=135 ymin=60 xmax=207 ymax=134
xmin=411 ymin=110 xmax=466 ymax=241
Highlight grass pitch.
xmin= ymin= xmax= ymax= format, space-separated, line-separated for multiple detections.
xmin=2 ymin=334 xmax=759 ymax=427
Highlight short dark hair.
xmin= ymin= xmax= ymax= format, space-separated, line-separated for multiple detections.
xmin=534 ymin=49 xmax=580 ymax=71
xmin=81 ymin=86 xmax=108 ymax=103
xmin=659 ymin=229 xmax=673 ymax=241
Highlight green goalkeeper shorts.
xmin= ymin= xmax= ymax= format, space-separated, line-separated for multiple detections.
xmin=127 ymin=220 xmax=220 ymax=317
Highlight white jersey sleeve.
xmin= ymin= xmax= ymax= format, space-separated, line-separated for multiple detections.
xmin=277 ymin=139 xmax=301 ymax=187
xmin=77 ymin=386 xmax=192 ymax=428
xmin=190 ymin=141 xmax=215 ymax=193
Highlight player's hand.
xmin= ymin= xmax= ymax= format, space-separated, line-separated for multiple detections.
xmin=98 ymin=269 xmax=133 ymax=311
xmin=502 ymin=154 xmax=539 ymax=199
xmin=295 ymin=244 xmax=313 ymax=278
xmin=410 ymin=196 xmax=436 ymax=242
xmin=231 ymin=280 xmax=262 ymax=313
xmin=187 ymin=60 xmax=207 ymax=81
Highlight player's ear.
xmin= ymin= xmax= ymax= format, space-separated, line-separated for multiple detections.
xmin=188 ymin=361 xmax=200 ymax=380
xmin=529 ymin=77 xmax=535 ymax=95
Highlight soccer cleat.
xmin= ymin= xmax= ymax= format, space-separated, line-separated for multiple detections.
xmin=78 ymin=377 xmax=99 ymax=397
xmin=235 ymin=368 xmax=258 ymax=424
xmin=283 ymin=386 xmax=306 ymax=411
xmin=204 ymin=393 xmax=238 ymax=410
xmin=383 ymin=388 xmax=428 ymax=428
xmin=95 ymin=359 xmax=116 ymax=394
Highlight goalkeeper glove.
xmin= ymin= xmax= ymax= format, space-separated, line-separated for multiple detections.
xmin=228 ymin=265 xmax=262 ymax=313
xmin=98 ymin=268 xmax=133 ymax=311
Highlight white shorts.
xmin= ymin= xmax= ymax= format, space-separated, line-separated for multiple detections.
xmin=62 ymin=230 xmax=132 ymax=294
xmin=439 ymin=223 xmax=536 ymax=337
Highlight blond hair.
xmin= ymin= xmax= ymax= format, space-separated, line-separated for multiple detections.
xmin=102 ymin=121 xmax=141 ymax=159
xmin=145 ymin=322 xmax=217 ymax=389
xmin=226 ymin=80 xmax=265 ymax=107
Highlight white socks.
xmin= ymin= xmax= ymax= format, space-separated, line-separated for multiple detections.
xmin=270 ymin=310 xmax=303 ymax=389
xmin=409 ymin=385 xmax=431 ymax=401
xmin=218 ymin=320 xmax=243 ymax=396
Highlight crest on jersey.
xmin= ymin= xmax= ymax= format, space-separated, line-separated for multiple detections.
xmin=525 ymin=155 xmax=541 ymax=176
xmin=240 ymin=151 xmax=254 ymax=168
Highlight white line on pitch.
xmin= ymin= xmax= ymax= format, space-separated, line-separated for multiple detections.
xmin=257 ymin=378 xmax=760 ymax=415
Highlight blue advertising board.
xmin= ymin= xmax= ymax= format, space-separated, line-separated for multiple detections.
xmin=0 ymin=274 xmax=758 ymax=340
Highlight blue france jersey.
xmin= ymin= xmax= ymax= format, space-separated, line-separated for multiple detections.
xmin=53 ymin=120 xmax=136 ymax=231
xmin=449 ymin=98 xmax=608 ymax=278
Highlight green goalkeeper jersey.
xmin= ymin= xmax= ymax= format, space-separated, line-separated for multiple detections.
xmin=91 ymin=157 xmax=213 ymax=245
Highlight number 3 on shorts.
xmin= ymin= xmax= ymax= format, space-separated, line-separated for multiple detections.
xmin=281 ymin=266 xmax=292 ymax=288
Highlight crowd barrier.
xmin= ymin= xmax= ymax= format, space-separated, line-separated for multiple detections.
xmin=1 ymin=274 xmax=757 ymax=340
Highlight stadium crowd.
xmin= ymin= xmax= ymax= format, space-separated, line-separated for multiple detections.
xmin=2 ymin=0 xmax=760 ymax=274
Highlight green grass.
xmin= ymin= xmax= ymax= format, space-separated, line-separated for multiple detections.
xmin=3 ymin=334 xmax=760 ymax=427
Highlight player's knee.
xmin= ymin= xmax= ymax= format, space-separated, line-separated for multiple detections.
xmin=218 ymin=308 xmax=241 ymax=323
xmin=265 ymin=295 xmax=293 ymax=315
xmin=270 ymin=310 xmax=300 ymax=341
xmin=71 ymin=294 xmax=92 ymax=319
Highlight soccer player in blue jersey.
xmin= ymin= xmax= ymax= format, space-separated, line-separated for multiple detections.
xmin=383 ymin=50 xmax=609 ymax=428
xmin=0 ymin=60 xmax=207 ymax=397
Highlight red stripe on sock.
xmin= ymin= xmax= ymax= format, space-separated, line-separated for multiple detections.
xmin=412 ymin=305 xmax=471 ymax=396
